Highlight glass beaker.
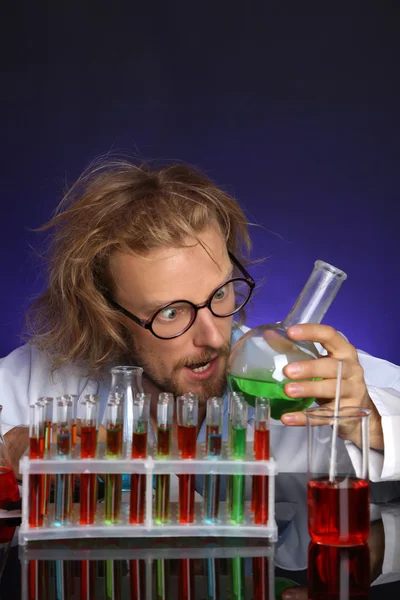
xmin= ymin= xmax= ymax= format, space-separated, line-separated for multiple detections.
xmin=227 ymin=260 xmax=347 ymax=420
xmin=110 ymin=366 xmax=143 ymax=490
xmin=306 ymin=406 xmax=371 ymax=546
xmin=0 ymin=406 xmax=20 ymax=509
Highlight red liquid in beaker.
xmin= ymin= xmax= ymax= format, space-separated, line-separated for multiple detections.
xmin=308 ymin=477 xmax=370 ymax=545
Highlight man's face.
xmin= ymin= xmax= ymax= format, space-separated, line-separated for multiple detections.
xmin=110 ymin=225 xmax=233 ymax=401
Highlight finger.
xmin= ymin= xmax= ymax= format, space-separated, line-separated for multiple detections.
xmin=286 ymin=324 xmax=358 ymax=359
xmin=284 ymin=357 xmax=354 ymax=381
xmin=281 ymin=403 xmax=336 ymax=426
xmin=284 ymin=378 xmax=353 ymax=400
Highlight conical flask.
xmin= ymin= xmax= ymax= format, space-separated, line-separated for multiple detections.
xmin=0 ymin=405 xmax=20 ymax=509
xmin=227 ymin=260 xmax=347 ymax=420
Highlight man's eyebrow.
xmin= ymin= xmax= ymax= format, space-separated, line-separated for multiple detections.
xmin=141 ymin=267 xmax=234 ymax=314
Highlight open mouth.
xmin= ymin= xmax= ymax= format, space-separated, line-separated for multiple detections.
xmin=189 ymin=361 xmax=212 ymax=373
xmin=183 ymin=356 xmax=219 ymax=380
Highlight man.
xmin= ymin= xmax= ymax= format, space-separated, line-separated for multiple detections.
xmin=1 ymin=158 xmax=399 ymax=479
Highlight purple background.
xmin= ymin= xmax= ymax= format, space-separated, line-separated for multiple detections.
xmin=1 ymin=4 xmax=399 ymax=364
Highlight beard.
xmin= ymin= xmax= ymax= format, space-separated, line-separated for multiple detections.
xmin=126 ymin=334 xmax=231 ymax=402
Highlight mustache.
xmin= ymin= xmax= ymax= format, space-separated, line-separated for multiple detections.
xmin=174 ymin=343 xmax=230 ymax=371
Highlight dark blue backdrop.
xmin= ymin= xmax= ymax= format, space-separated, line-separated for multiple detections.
xmin=1 ymin=4 xmax=399 ymax=363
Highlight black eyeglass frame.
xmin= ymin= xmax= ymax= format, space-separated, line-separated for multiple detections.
xmin=105 ymin=252 xmax=255 ymax=340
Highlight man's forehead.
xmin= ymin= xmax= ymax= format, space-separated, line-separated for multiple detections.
xmin=111 ymin=229 xmax=232 ymax=306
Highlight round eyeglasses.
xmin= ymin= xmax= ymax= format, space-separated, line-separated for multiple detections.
xmin=105 ymin=252 xmax=255 ymax=340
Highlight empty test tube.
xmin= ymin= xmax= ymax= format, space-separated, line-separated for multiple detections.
xmin=204 ymin=397 xmax=223 ymax=523
xmin=105 ymin=394 xmax=123 ymax=524
xmin=177 ymin=395 xmax=198 ymax=524
xmin=155 ymin=393 xmax=174 ymax=524
xmin=80 ymin=394 xmax=100 ymax=525
xmin=29 ymin=402 xmax=45 ymax=527
xmin=253 ymin=397 xmax=270 ymax=525
xmin=231 ymin=399 xmax=248 ymax=525
xmin=54 ymin=397 xmax=73 ymax=525
xmin=130 ymin=392 xmax=150 ymax=524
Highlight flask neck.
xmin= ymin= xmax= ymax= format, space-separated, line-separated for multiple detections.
xmin=282 ymin=260 xmax=347 ymax=328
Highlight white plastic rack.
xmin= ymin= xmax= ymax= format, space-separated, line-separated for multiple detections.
xmin=19 ymin=441 xmax=278 ymax=544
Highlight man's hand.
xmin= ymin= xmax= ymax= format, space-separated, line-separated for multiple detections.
xmin=280 ymin=324 xmax=384 ymax=450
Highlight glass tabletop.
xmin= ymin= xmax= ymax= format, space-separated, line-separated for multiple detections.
xmin=1 ymin=473 xmax=400 ymax=599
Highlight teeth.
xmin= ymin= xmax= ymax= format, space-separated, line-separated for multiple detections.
xmin=191 ymin=362 xmax=211 ymax=373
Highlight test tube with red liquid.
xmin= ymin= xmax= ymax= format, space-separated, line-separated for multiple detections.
xmin=204 ymin=397 xmax=223 ymax=523
xmin=177 ymin=393 xmax=198 ymax=453
xmin=177 ymin=395 xmax=198 ymax=524
xmin=54 ymin=397 xmax=73 ymax=525
xmin=29 ymin=402 xmax=45 ymax=527
xmin=105 ymin=394 xmax=123 ymax=524
xmin=80 ymin=394 xmax=100 ymax=525
xmin=253 ymin=397 xmax=270 ymax=525
xmin=37 ymin=397 xmax=53 ymax=518
xmin=155 ymin=393 xmax=174 ymax=524
xmin=130 ymin=392 xmax=150 ymax=524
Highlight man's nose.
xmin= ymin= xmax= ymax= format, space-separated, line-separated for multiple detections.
xmin=191 ymin=307 xmax=226 ymax=348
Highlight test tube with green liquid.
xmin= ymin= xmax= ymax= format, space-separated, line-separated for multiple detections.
xmin=231 ymin=399 xmax=248 ymax=524
xmin=155 ymin=393 xmax=174 ymax=524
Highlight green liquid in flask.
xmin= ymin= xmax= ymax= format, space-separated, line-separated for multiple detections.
xmin=227 ymin=371 xmax=315 ymax=421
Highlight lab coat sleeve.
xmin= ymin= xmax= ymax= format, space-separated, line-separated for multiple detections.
xmin=0 ymin=343 xmax=93 ymax=436
xmin=345 ymin=350 xmax=400 ymax=482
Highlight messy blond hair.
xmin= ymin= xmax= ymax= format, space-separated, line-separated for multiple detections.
xmin=26 ymin=157 xmax=252 ymax=374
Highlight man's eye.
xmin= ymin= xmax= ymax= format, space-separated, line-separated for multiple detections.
xmin=214 ymin=285 xmax=228 ymax=301
xmin=159 ymin=307 xmax=178 ymax=321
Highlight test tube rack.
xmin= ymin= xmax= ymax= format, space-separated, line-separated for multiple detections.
xmin=19 ymin=441 xmax=278 ymax=544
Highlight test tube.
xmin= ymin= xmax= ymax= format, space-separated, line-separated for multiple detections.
xmin=231 ymin=399 xmax=248 ymax=525
xmin=177 ymin=392 xmax=198 ymax=452
xmin=104 ymin=395 xmax=123 ymax=524
xmin=29 ymin=402 xmax=45 ymax=527
xmin=67 ymin=395 xmax=78 ymax=447
xmin=54 ymin=397 xmax=73 ymax=526
xmin=130 ymin=392 xmax=150 ymax=524
xmin=226 ymin=392 xmax=243 ymax=516
xmin=37 ymin=397 xmax=53 ymax=519
xmin=177 ymin=395 xmax=198 ymax=524
xmin=253 ymin=397 xmax=270 ymax=525
xmin=204 ymin=397 xmax=223 ymax=523
xmin=155 ymin=393 xmax=174 ymax=524
xmin=37 ymin=397 xmax=53 ymax=455
xmin=80 ymin=394 xmax=100 ymax=525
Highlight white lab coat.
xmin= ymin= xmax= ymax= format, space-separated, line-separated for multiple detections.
xmin=1 ymin=328 xmax=400 ymax=481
